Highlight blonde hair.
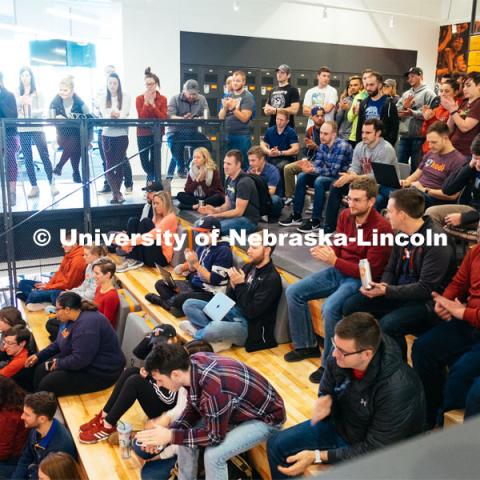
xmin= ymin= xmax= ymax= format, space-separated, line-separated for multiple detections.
xmin=59 ymin=75 xmax=74 ymax=91
xmin=194 ymin=147 xmax=216 ymax=171
xmin=153 ymin=191 xmax=175 ymax=216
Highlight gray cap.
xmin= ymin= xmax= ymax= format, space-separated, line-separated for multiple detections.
xmin=276 ymin=64 xmax=291 ymax=74
xmin=383 ymin=78 xmax=397 ymax=88
xmin=183 ymin=79 xmax=200 ymax=93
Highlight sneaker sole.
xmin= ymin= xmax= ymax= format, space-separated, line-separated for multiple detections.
xmin=278 ymin=220 xmax=303 ymax=227
xmin=126 ymin=263 xmax=144 ymax=271
xmin=297 ymin=226 xmax=321 ymax=233
xmin=78 ymin=434 xmax=111 ymax=444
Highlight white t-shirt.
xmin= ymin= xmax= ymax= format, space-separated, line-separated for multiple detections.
xmin=303 ymin=84 xmax=338 ymax=125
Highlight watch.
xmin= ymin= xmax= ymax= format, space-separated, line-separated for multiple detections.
xmin=314 ymin=450 xmax=323 ymax=464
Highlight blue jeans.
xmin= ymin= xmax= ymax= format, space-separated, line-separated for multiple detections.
xmin=132 ymin=440 xmax=177 ymax=480
xmin=293 ymin=173 xmax=333 ymax=221
xmin=178 ymin=420 xmax=279 ymax=480
xmin=397 ymin=137 xmax=424 ymax=172
xmin=167 ymin=132 xmax=212 ymax=178
xmin=267 ymin=418 xmax=348 ymax=479
xmin=182 ymin=300 xmax=248 ymax=346
xmin=219 ymin=217 xmax=258 ymax=236
xmin=375 ymin=185 xmax=397 ymax=211
xmin=412 ymin=319 xmax=480 ymax=428
xmin=465 ymin=377 xmax=480 ymax=419
xmin=285 ymin=267 xmax=361 ymax=361
xmin=324 ymin=183 xmax=349 ymax=232
xmin=224 ymin=134 xmax=252 ymax=171
xmin=270 ymin=194 xmax=284 ymax=219
xmin=17 ymin=279 xmax=62 ymax=305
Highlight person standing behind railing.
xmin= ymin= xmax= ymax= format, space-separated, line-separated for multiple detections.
xmin=50 ymin=76 xmax=89 ymax=184
xmin=136 ymin=67 xmax=167 ymax=187
xmin=16 ymin=66 xmax=58 ymax=199
xmin=0 ymin=71 xmax=19 ymax=206
xmin=100 ymin=73 xmax=131 ymax=205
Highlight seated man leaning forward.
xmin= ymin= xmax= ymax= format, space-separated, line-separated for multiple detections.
xmin=267 ymin=313 xmax=425 ymax=479
xmin=181 ymin=231 xmax=282 ymax=352
xmin=135 ymin=343 xmax=286 ymax=480
xmin=197 ymin=149 xmax=260 ymax=235
xmin=284 ymin=176 xmax=392 ymax=385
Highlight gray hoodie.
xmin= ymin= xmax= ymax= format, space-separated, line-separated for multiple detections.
xmin=397 ymin=84 xmax=436 ymax=138
xmin=350 ymin=137 xmax=399 ymax=178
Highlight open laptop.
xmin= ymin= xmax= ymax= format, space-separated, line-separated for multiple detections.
xmin=155 ymin=263 xmax=177 ymax=290
xmin=203 ymin=292 xmax=236 ymax=322
xmin=371 ymin=162 xmax=401 ymax=189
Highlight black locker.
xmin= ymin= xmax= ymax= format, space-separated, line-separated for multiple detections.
xmin=199 ymin=66 xmax=221 ymax=116
xmin=259 ymin=69 xmax=275 ymax=118
xmin=182 ymin=65 xmax=200 ymax=85
xmin=292 ymin=71 xmax=314 ymax=101
xmin=329 ymin=72 xmax=344 ymax=96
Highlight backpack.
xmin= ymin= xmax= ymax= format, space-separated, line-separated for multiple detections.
xmin=239 ymin=173 xmax=272 ymax=216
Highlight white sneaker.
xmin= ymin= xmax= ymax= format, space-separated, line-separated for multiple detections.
xmin=210 ymin=341 xmax=233 ymax=353
xmin=116 ymin=259 xmax=144 ymax=273
xmin=28 ymin=186 xmax=40 ymax=198
xmin=179 ymin=320 xmax=198 ymax=337
xmin=26 ymin=302 xmax=51 ymax=312
xmin=125 ymin=186 xmax=133 ymax=195
xmin=50 ymin=183 xmax=60 ymax=196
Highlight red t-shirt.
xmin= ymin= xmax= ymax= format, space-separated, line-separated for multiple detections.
xmin=418 ymin=149 xmax=466 ymax=189
xmin=352 ymin=369 xmax=366 ymax=381
xmin=94 ymin=287 xmax=120 ymax=328
xmin=450 ymin=97 xmax=480 ymax=155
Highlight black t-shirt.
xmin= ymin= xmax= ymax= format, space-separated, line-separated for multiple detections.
xmin=225 ymin=173 xmax=260 ymax=222
xmin=268 ymin=84 xmax=300 ymax=128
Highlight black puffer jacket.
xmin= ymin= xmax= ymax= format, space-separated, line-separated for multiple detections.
xmin=382 ymin=216 xmax=457 ymax=301
xmin=226 ymin=259 xmax=282 ymax=352
xmin=320 ymin=335 xmax=426 ymax=464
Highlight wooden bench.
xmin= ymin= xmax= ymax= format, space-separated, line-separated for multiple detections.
xmin=444 ymin=409 xmax=465 ymax=428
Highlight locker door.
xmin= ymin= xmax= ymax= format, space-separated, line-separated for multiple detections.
xmin=181 ymin=65 xmax=200 ymax=88
xmin=259 ymin=69 xmax=275 ymax=118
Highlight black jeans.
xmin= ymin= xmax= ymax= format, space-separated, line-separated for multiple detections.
xmin=126 ymin=217 xmax=168 ymax=267
xmin=137 ymin=135 xmax=156 ymax=182
xmin=343 ymin=292 xmax=438 ymax=360
xmin=19 ymin=131 xmax=53 ymax=186
xmin=104 ymin=367 xmax=177 ymax=425
xmin=33 ymin=362 xmax=123 ymax=397
xmin=176 ymin=191 xmax=224 ymax=210
xmin=324 ymin=183 xmax=349 ymax=232
xmin=154 ymin=279 xmax=213 ymax=313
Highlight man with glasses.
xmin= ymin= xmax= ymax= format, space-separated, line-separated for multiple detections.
xmin=284 ymin=177 xmax=392 ymax=384
xmin=268 ymin=313 xmax=425 ymax=478
xmin=0 ymin=325 xmax=30 ymax=378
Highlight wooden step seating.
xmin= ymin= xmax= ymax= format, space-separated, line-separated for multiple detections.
xmin=444 ymin=409 xmax=465 ymax=428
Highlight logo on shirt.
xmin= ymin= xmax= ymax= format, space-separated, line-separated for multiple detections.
xmin=361 ymin=157 xmax=373 ymax=174
xmin=424 ymin=157 xmax=446 ymax=172
xmin=365 ymin=106 xmax=381 ymax=120
xmin=360 ymin=398 xmax=368 ymax=407
xmin=270 ymin=91 xmax=287 ymax=108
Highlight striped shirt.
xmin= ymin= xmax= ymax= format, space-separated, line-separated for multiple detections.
xmin=171 ymin=353 xmax=286 ymax=447
xmin=313 ymin=137 xmax=353 ymax=178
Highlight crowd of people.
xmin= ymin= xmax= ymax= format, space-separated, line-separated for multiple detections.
xmin=1 ymin=62 xmax=480 ymax=480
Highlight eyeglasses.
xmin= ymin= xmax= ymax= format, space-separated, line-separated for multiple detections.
xmin=2 ymin=339 xmax=17 ymax=346
xmin=332 ymin=339 xmax=369 ymax=357
xmin=55 ymin=307 xmax=65 ymax=312
xmin=346 ymin=196 xmax=368 ymax=204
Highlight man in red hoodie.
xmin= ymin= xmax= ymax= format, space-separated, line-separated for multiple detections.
xmin=17 ymin=236 xmax=85 ymax=311
xmin=284 ymin=176 xmax=392 ymax=383
xmin=413 ymin=244 xmax=480 ymax=428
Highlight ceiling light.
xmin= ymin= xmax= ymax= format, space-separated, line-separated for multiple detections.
xmin=233 ymin=1 xmax=240 ymax=12
xmin=389 ymin=15 xmax=395 ymax=28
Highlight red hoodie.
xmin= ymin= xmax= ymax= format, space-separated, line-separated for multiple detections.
xmin=332 ymin=208 xmax=393 ymax=280
xmin=45 ymin=245 xmax=85 ymax=291
xmin=443 ymin=244 xmax=480 ymax=328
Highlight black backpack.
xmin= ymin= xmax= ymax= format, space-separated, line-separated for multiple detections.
xmin=239 ymin=173 xmax=272 ymax=216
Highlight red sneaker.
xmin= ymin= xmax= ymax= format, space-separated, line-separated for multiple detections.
xmin=79 ymin=412 xmax=103 ymax=433
xmin=79 ymin=420 xmax=116 ymax=444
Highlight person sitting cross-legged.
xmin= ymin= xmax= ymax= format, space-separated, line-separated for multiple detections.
xmin=342 ymin=188 xmax=456 ymax=362
xmin=267 ymin=313 xmax=425 ymax=479
xmin=145 ymin=216 xmax=233 ymax=317
xmin=284 ymin=176 xmax=392 ymax=385
xmin=181 ymin=231 xmax=282 ymax=352
xmin=279 ymin=121 xmax=352 ymax=233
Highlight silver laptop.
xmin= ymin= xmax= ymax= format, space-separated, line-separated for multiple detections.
xmin=203 ymin=292 xmax=236 ymax=322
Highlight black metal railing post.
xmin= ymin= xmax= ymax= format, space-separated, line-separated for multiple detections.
xmin=80 ymin=119 xmax=92 ymax=234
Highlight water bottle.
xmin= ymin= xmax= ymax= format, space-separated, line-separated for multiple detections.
xmin=117 ymin=421 xmax=132 ymax=459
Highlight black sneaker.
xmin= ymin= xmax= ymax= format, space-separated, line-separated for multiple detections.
xmin=309 ymin=366 xmax=325 ymax=384
xmin=279 ymin=213 xmax=302 ymax=227
xmin=145 ymin=293 xmax=171 ymax=310
xmin=16 ymin=292 xmax=27 ymax=302
xmin=284 ymin=347 xmax=321 ymax=362
xmin=99 ymin=185 xmax=112 ymax=194
xmin=297 ymin=219 xmax=321 ymax=233
xmin=72 ymin=172 xmax=82 ymax=184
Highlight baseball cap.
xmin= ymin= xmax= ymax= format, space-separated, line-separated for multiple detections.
xmin=383 ymin=79 xmax=397 ymax=88
xmin=184 ymin=79 xmax=200 ymax=93
xmin=152 ymin=323 xmax=177 ymax=340
xmin=142 ymin=181 xmax=163 ymax=192
xmin=404 ymin=67 xmax=423 ymax=77
xmin=311 ymin=106 xmax=325 ymax=116
xmin=276 ymin=64 xmax=291 ymax=74
xmin=193 ymin=216 xmax=222 ymax=232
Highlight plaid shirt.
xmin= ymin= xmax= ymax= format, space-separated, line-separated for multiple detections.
xmin=171 ymin=353 xmax=286 ymax=447
xmin=313 ymin=137 xmax=352 ymax=177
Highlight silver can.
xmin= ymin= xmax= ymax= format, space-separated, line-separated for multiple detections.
xmin=359 ymin=259 xmax=373 ymax=290
xmin=198 ymin=199 xmax=205 ymax=207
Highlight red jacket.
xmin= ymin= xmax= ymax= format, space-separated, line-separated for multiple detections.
xmin=184 ymin=168 xmax=224 ymax=198
xmin=45 ymin=245 xmax=85 ymax=291
xmin=136 ymin=91 xmax=167 ymax=136
xmin=332 ymin=208 xmax=393 ymax=280
xmin=443 ymin=244 xmax=480 ymax=328
xmin=0 ymin=410 xmax=29 ymax=460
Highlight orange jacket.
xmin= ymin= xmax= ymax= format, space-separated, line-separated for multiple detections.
xmin=46 ymin=245 xmax=86 ymax=290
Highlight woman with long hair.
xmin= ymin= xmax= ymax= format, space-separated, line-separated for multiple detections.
xmin=100 ymin=72 xmax=131 ymax=204
xmin=25 ymin=291 xmax=125 ymax=397
xmin=38 ymin=452 xmax=86 ymax=480
xmin=136 ymin=67 xmax=167 ymax=186
xmin=16 ymin=66 xmax=57 ymax=198
xmin=177 ymin=147 xmax=224 ymax=209
xmin=50 ymin=76 xmax=89 ymax=183
xmin=0 ymin=376 xmax=28 ymax=478
xmin=117 ymin=191 xmax=178 ymax=272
